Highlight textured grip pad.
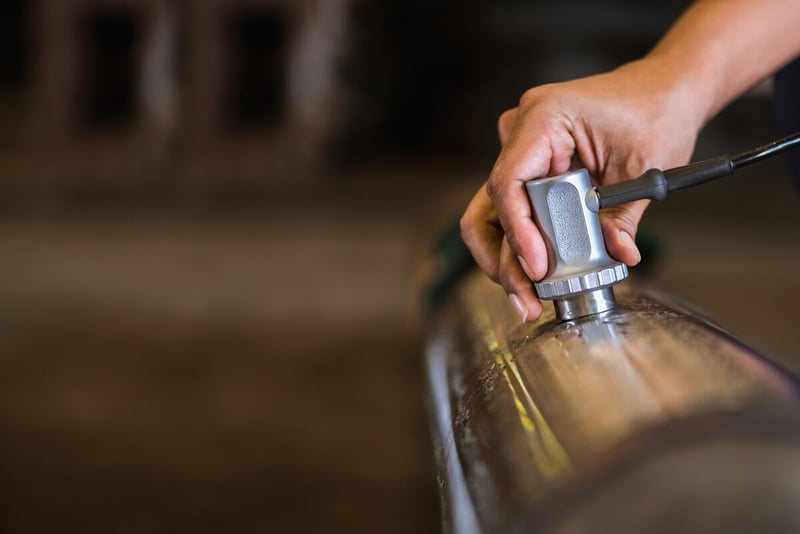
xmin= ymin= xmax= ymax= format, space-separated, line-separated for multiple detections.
xmin=526 ymin=169 xmax=627 ymax=300
xmin=547 ymin=182 xmax=591 ymax=264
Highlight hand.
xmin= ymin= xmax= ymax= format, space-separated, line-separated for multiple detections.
xmin=460 ymin=59 xmax=702 ymax=322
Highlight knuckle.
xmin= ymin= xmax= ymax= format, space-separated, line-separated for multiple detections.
xmin=498 ymin=108 xmax=516 ymax=129
xmin=519 ymin=87 xmax=541 ymax=109
xmin=485 ymin=177 xmax=505 ymax=201
xmin=519 ymin=84 xmax=555 ymax=109
xmin=498 ymin=108 xmax=515 ymax=123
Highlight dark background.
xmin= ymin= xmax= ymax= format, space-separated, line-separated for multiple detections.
xmin=0 ymin=0 xmax=798 ymax=532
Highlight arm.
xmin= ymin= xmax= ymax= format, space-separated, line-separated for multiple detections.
xmin=460 ymin=0 xmax=800 ymax=323
xmin=650 ymin=0 xmax=800 ymax=123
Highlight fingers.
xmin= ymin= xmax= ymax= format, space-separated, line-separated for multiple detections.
xmin=460 ymin=185 xmax=503 ymax=282
xmin=471 ymin=100 xmax=577 ymax=323
xmin=487 ymin=116 xmax=575 ymax=283
xmin=469 ymin=94 xmax=582 ymax=323
xmin=485 ymin=174 xmax=550 ymax=280
xmin=599 ymin=199 xmax=649 ymax=266
xmin=460 ymin=185 xmax=544 ymax=323
xmin=499 ymin=237 xmax=543 ymax=322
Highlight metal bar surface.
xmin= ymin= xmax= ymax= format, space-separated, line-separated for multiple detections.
xmin=426 ymin=272 xmax=800 ymax=533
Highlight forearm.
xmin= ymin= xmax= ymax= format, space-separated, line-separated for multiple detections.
xmin=644 ymin=0 xmax=800 ymax=129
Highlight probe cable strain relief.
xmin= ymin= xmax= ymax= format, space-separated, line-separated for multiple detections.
xmin=595 ymin=168 xmax=668 ymax=209
xmin=663 ymin=155 xmax=734 ymax=192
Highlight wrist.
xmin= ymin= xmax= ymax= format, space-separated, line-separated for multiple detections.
xmin=624 ymin=54 xmax=715 ymax=136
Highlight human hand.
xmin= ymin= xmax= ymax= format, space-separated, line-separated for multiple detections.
xmin=460 ymin=59 xmax=703 ymax=322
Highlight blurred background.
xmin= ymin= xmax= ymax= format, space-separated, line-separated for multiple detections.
xmin=0 ymin=0 xmax=798 ymax=532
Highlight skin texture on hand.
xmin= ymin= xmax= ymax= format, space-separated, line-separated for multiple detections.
xmin=461 ymin=60 xmax=701 ymax=322
xmin=461 ymin=0 xmax=800 ymax=323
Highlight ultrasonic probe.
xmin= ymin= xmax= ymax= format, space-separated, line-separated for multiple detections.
xmin=526 ymin=132 xmax=800 ymax=321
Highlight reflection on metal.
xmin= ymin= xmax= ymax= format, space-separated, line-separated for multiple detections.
xmin=477 ymin=308 xmax=570 ymax=480
xmin=552 ymin=286 xmax=617 ymax=321
xmin=426 ymin=272 xmax=800 ymax=533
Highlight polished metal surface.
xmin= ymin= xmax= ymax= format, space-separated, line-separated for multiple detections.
xmin=553 ymin=287 xmax=617 ymax=321
xmin=426 ymin=272 xmax=800 ymax=533
xmin=525 ymin=170 xmax=628 ymax=307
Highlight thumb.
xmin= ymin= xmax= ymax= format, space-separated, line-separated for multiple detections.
xmin=599 ymin=200 xmax=649 ymax=267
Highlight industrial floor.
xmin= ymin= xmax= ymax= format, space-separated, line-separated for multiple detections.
xmin=0 ymin=101 xmax=799 ymax=533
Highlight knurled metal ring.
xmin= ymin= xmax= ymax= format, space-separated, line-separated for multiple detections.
xmin=534 ymin=263 xmax=628 ymax=300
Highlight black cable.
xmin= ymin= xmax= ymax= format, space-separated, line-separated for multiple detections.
xmin=731 ymin=132 xmax=800 ymax=169
xmin=596 ymin=131 xmax=800 ymax=208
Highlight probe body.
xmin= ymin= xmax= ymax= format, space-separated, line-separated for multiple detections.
xmin=526 ymin=132 xmax=800 ymax=321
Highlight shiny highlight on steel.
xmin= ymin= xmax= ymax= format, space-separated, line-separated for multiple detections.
xmin=426 ymin=272 xmax=800 ymax=532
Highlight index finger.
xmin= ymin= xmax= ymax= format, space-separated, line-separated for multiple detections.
xmin=486 ymin=123 xmax=575 ymax=282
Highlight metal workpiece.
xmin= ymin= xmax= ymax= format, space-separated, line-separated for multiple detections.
xmin=525 ymin=169 xmax=628 ymax=320
xmin=426 ymin=271 xmax=800 ymax=533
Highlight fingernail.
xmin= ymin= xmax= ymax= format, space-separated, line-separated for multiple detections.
xmin=509 ymin=293 xmax=528 ymax=323
xmin=620 ymin=231 xmax=641 ymax=264
xmin=517 ymin=256 xmax=535 ymax=280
